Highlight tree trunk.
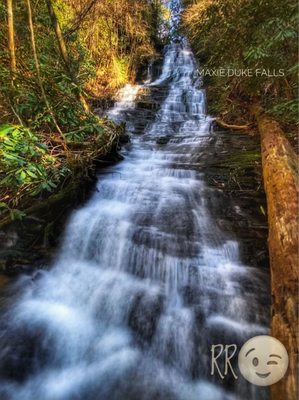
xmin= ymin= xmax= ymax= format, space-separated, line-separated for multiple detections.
xmin=26 ymin=0 xmax=66 ymax=146
xmin=253 ymin=104 xmax=298 ymax=400
xmin=45 ymin=0 xmax=71 ymax=74
xmin=6 ymin=0 xmax=16 ymax=83
xmin=45 ymin=0 xmax=89 ymax=112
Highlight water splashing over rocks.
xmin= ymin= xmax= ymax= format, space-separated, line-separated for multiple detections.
xmin=0 ymin=42 xmax=270 ymax=400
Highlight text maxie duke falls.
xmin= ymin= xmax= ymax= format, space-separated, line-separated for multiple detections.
xmin=199 ymin=68 xmax=285 ymax=77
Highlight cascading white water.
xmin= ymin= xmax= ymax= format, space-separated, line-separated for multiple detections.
xmin=0 ymin=42 xmax=270 ymax=400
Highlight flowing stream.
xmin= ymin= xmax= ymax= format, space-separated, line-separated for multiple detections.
xmin=0 ymin=42 xmax=269 ymax=400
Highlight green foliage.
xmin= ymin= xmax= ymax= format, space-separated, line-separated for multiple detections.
xmin=0 ymin=124 xmax=69 ymax=198
xmin=0 ymin=0 xmax=163 ymax=126
xmin=65 ymin=116 xmax=104 ymax=142
xmin=182 ymin=0 xmax=298 ymax=125
xmin=268 ymin=99 xmax=299 ymax=123
xmin=109 ymin=56 xmax=130 ymax=88
xmin=0 ymin=202 xmax=26 ymax=220
xmin=0 ymin=0 xmax=163 ymax=215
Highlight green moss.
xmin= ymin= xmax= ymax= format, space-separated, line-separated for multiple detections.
xmin=208 ymin=148 xmax=262 ymax=193
xmin=225 ymin=151 xmax=261 ymax=168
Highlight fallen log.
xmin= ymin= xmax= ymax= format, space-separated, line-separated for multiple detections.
xmin=253 ymin=103 xmax=298 ymax=400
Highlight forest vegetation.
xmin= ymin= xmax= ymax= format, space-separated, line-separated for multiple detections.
xmin=0 ymin=0 xmax=165 ymax=218
xmin=182 ymin=0 xmax=298 ymax=130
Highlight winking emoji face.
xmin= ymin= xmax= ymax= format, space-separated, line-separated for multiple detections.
xmin=238 ymin=335 xmax=289 ymax=386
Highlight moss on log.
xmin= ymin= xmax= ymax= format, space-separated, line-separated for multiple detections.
xmin=253 ymin=104 xmax=298 ymax=400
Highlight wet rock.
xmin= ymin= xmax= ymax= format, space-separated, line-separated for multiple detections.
xmin=0 ymin=230 xmax=18 ymax=248
xmin=129 ymin=291 xmax=164 ymax=343
xmin=156 ymin=136 xmax=171 ymax=145
xmin=0 ymin=325 xmax=52 ymax=382
xmin=119 ymin=132 xmax=130 ymax=144
xmin=180 ymin=284 xmax=202 ymax=306
xmin=4 ymin=263 xmax=35 ymax=276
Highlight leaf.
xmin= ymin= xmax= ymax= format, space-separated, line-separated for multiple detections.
xmin=47 ymin=180 xmax=57 ymax=189
xmin=26 ymin=170 xmax=38 ymax=179
xmin=288 ymin=63 xmax=299 ymax=72
xmin=260 ymin=205 xmax=266 ymax=216
xmin=10 ymin=209 xmax=26 ymax=221
xmin=30 ymin=186 xmax=43 ymax=196
xmin=0 ymin=124 xmax=14 ymax=137
xmin=37 ymin=143 xmax=48 ymax=150
xmin=20 ymin=170 xmax=27 ymax=180
xmin=4 ymin=153 xmax=21 ymax=161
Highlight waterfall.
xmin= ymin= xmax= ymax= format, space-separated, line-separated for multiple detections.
xmin=0 ymin=42 xmax=269 ymax=400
